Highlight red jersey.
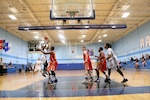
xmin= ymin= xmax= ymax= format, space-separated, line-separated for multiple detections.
xmin=50 ymin=51 xmax=57 ymax=62
xmin=98 ymin=51 xmax=106 ymax=72
xmin=47 ymin=51 xmax=58 ymax=71
xmin=83 ymin=50 xmax=92 ymax=70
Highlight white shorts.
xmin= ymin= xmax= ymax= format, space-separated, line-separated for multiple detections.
xmin=34 ymin=65 xmax=42 ymax=72
xmin=107 ymin=57 xmax=119 ymax=69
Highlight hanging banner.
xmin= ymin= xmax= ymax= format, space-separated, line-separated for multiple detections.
xmin=140 ymin=38 xmax=144 ymax=48
xmin=8 ymin=43 xmax=12 ymax=52
xmin=146 ymin=35 xmax=150 ymax=47
xmin=0 ymin=40 xmax=2 ymax=50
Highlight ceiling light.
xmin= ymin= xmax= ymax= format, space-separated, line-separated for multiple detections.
xmin=122 ymin=12 xmax=130 ymax=18
xmin=24 ymin=28 xmax=29 ymax=31
xmin=103 ymin=34 xmax=107 ymax=37
xmin=82 ymin=35 xmax=86 ymax=38
xmin=34 ymin=36 xmax=39 ymax=39
xmin=59 ymin=34 xmax=65 ymax=39
xmin=85 ymin=26 xmax=89 ymax=29
xmin=56 ymin=26 xmax=61 ymax=29
xmin=8 ymin=14 xmax=17 ymax=20
xmin=8 ymin=7 xmax=19 ymax=13
xmin=112 ymin=26 xmax=116 ymax=29
xmin=81 ymin=40 xmax=84 ymax=42
xmin=61 ymin=40 xmax=65 ymax=44
xmin=122 ymin=5 xmax=130 ymax=11
xmin=98 ymin=40 xmax=102 ymax=42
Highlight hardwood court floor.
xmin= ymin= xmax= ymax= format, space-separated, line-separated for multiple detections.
xmin=0 ymin=69 xmax=150 ymax=100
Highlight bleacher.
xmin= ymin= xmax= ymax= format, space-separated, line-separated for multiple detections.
xmin=122 ymin=59 xmax=150 ymax=69
xmin=3 ymin=64 xmax=27 ymax=73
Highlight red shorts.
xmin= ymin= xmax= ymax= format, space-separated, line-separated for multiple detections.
xmin=84 ymin=61 xmax=92 ymax=70
xmin=98 ymin=60 xmax=106 ymax=72
xmin=47 ymin=61 xmax=58 ymax=71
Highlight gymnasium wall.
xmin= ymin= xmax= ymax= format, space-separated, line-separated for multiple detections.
xmin=113 ymin=21 xmax=150 ymax=61
xmin=28 ymin=43 xmax=105 ymax=63
xmin=0 ymin=27 xmax=28 ymax=65
xmin=28 ymin=43 xmax=104 ymax=70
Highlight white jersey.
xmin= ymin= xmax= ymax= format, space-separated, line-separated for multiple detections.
xmin=41 ymin=54 xmax=46 ymax=64
xmin=34 ymin=60 xmax=42 ymax=72
xmin=107 ymin=48 xmax=119 ymax=68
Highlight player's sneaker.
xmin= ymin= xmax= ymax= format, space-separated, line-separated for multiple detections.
xmin=82 ymin=77 xmax=88 ymax=84
xmin=54 ymin=79 xmax=58 ymax=83
xmin=95 ymin=78 xmax=100 ymax=82
xmin=104 ymin=78 xmax=111 ymax=83
xmin=121 ymin=78 xmax=128 ymax=83
xmin=48 ymin=79 xmax=53 ymax=84
xmin=89 ymin=77 xmax=93 ymax=82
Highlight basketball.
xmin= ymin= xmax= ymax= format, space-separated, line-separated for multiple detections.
xmin=44 ymin=36 xmax=48 ymax=40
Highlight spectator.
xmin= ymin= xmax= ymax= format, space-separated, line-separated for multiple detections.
xmin=123 ymin=59 xmax=127 ymax=64
xmin=141 ymin=57 xmax=146 ymax=67
xmin=130 ymin=57 xmax=134 ymax=61
xmin=133 ymin=56 xmax=137 ymax=61
xmin=134 ymin=59 xmax=140 ymax=69
xmin=146 ymin=54 xmax=150 ymax=60
xmin=0 ymin=58 xmax=4 ymax=76
xmin=8 ymin=61 xmax=12 ymax=67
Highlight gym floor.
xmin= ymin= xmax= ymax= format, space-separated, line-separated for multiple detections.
xmin=0 ymin=69 xmax=150 ymax=100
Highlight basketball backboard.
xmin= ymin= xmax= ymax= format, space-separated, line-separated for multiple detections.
xmin=50 ymin=0 xmax=95 ymax=20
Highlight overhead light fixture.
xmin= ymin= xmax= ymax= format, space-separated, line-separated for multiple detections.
xmin=103 ymin=34 xmax=107 ymax=37
xmin=8 ymin=7 xmax=19 ymax=13
xmin=34 ymin=36 xmax=39 ymax=39
xmin=59 ymin=34 xmax=65 ymax=39
xmin=56 ymin=26 xmax=61 ymax=29
xmin=98 ymin=40 xmax=102 ymax=42
xmin=81 ymin=40 xmax=84 ymax=42
xmin=61 ymin=40 xmax=65 ymax=44
xmin=85 ymin=26 xmax=89 ymax=29
xmin=82 ymin=35 xmax=86 ymax=38
xmin=8 ymin=14 xmax=17 ymax=20
xmin=24 ymin=28 xmax=29 ymax=31
xmin=112 ymin=26 xmax=116 ymax=29
xmin=122 ymin=12 xmax=130 ymax=18
xmin=122 ymin=5 xmax=130 ymax=11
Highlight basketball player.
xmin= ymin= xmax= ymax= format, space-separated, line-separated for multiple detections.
xmin=33 ymin=58 xmax=43 ymax=75
xmin=40 ymin=46 xmax=58 ymax=84
xmin=82 ymin=46 xmax=93 ymax=83
xmin=95 ymin=47 xmax=108 ymax=82
xmin=42 ymin=36 xmax=50 ymax=51
xmin=40 ymin=54 xmax=48 ymax=77
xmin=104 ymin=43 xmax=128 ymax=83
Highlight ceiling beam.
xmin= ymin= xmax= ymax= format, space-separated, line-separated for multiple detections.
xmin=90 ymin=0 xmax=121 ymax=43
xmin=18 ymin=0 xmax=54 ymax=43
